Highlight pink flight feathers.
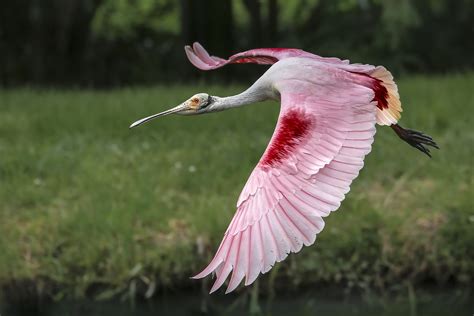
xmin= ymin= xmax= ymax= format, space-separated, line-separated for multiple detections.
xmin=186 ymin=42 xmax=315 ymax=70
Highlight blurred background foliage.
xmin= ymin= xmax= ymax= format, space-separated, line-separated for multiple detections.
xmin=0 ymin=0 xmax=473 ymax=310
xmin=0 ymin=0 xmax=472 ymax=87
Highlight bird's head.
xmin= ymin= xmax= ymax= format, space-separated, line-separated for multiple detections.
xmin=129 ymin=93 xmax=214 ymax=128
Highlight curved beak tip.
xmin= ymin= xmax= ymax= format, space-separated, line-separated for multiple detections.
xmin=129 ymin=118 xmax=147 ymax=129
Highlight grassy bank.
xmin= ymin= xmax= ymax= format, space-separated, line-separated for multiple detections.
xmin=0 ymin=74 xmax=473 ymax=301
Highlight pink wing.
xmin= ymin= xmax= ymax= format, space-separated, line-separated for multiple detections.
xmin=185 ymin=42 xmax=350 ymax=71
xmin=193 ymin=78 xmax=378 ymax=293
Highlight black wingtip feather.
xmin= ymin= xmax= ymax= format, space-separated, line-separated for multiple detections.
xmin=391 ymin=124 xmax=439 ymax=158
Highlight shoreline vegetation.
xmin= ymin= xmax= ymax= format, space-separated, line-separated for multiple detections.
xmin=0 ymin=74 xmax=473 ymax=303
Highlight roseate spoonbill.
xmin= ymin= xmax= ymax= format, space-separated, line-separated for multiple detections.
xmin=130 ymin=43 xmax=438 ymax=293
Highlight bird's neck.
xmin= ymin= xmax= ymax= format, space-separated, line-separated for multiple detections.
xmin=210 ymin=86 xmax=270 ymax=112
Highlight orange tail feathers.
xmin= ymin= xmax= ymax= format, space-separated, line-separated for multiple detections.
xmin=369 ymin=66 xmax=403 ymax=126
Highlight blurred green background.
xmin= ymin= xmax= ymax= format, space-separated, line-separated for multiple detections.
xmin=0 ymin=1 xmax=473 ymax=316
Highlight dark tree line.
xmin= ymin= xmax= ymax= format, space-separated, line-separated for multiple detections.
xmin=0 ymin=0 xmax=472 ymax=87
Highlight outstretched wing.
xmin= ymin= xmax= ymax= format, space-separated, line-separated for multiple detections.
xmin=193 ymin=78 xmax=378 ymax=293
xmin=185 ymin=42 xmax=349 ymax=71
xmin=185 ymin=43 xmax=402 ymax=126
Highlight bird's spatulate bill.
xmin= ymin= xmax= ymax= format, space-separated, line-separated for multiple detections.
xmin=129 ymin=103 xmax=187 ymax=128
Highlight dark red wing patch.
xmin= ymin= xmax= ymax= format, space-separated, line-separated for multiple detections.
xmin=260 ymin=109 xmax=314 ymax=169
xmin=372 ymin=79 xmax=389 ymax=110
xmin=232 ymin=55 xmax=279 ymax=65
xmin=351 ymin=72 xmax=389 ymax=110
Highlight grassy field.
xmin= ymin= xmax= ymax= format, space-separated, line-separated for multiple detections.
xmin=0 ymin=74 xmax=473 ymax=301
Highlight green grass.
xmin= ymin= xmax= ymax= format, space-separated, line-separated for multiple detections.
xmin=0 ymin=74 xmax=473 ymax=300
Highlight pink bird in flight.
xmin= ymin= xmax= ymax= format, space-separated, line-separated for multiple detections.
xmin=130 ymin=43 xmax=438 ymax=293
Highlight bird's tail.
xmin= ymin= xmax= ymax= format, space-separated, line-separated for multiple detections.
xmin=357 ymin=67 xmax=438 ymax=157
xmin=369 ymin=66 xmax=403 ymax=126
xmin=391 ymin=124 xmax=439 ymax=158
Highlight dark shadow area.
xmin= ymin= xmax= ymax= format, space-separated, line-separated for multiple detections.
xmin=1 ymin=0 xmax=472 ymax=87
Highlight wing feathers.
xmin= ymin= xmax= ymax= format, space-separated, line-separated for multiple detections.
xmin=260 ymin=217 xmax=277 ymax=273
xmin=185 ymin=42 xmax=350 ymax=71
xmin=268 ymin=210 xmax=292 ymax=261
xmin=195 ymin=77 xmax=377 ymax=294
xmin=279 ymin=198 xmax=316 ymax=244
xmin=245 ymin=224 xmax=263 ymax=285
xmin=275 ymin=203 xmax=306 ymax=250
xmin=226 ymin=229 xmax=247 ymax=293
xmin=209 ymin=236 xmax=236 ymax=293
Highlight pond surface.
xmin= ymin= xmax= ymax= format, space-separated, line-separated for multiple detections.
xmin=2 ymin=288 xmax=472 ymax=316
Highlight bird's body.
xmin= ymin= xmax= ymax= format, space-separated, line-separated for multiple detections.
xmin=130 ymin=43 xmax=438 ymax=294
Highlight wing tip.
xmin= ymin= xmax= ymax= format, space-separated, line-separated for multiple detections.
xmin=184 ymin=42 xmax=227 ymax=70
xmin=209 ymin=284 xmax=220 ymax=294
xmin=184 ymin=43 xmax=212 ymax=70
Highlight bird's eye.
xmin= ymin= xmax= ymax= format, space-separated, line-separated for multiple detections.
xmin=192 ymin=98 xmax=199 ymax=103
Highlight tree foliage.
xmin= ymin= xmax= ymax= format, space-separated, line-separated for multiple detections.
xmin=92 ymin=0 xmax=179 ymax=39
xmin=0 ymin=0 xmax=472 ymax=86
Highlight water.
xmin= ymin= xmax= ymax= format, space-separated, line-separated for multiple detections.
xmin=2 ymin=288 xmax=472 ymax=316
